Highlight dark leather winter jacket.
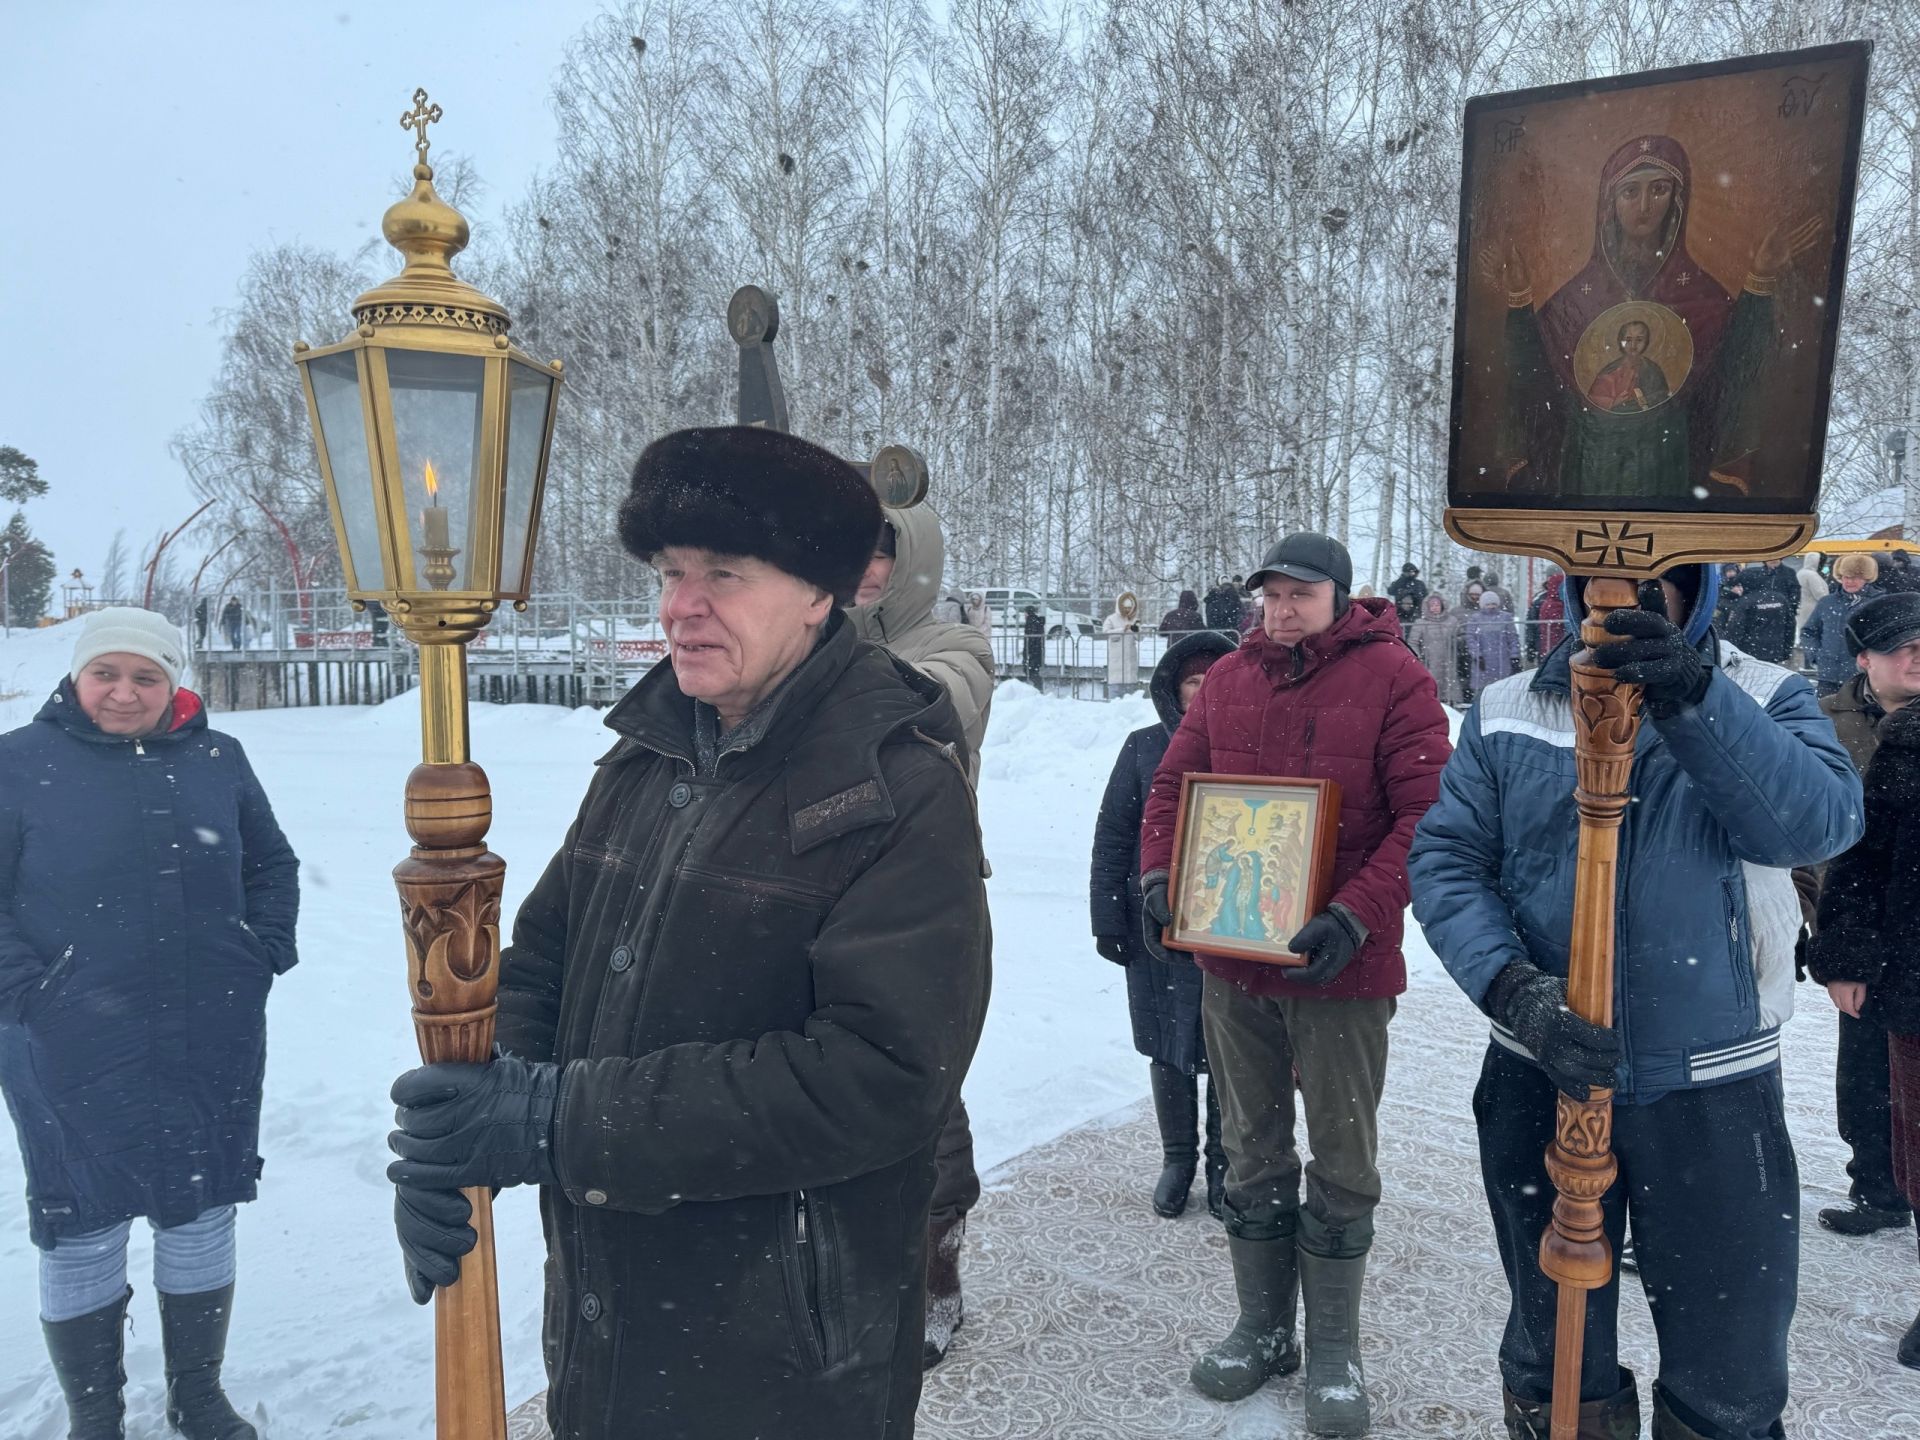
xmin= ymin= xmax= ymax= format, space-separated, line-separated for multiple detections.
xmin=494 ymin=613 xmax=992 ymax=1440
xmin=1808 ymin=702 xmax=1920 ymax=1033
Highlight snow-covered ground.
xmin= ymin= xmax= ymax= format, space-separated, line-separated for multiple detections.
xmin=0 ymin=622 xmax=1175 ymax=1437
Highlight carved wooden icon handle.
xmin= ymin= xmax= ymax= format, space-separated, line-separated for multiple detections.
xmin=395 ymin=761 xmax=508 ymax=1440
xmin=1541 ymin=576 xmax=1640 ymax=1440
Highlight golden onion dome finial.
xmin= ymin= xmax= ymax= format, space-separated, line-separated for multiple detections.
xmin=351 ymin=88 xmax=510 ymax=336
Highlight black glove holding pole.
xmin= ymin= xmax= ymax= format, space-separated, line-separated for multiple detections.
xmin=386 ymin=1056 xmax=565 ymax=1193
xmin=1485 ymin=959 xmax=1621 ymax=1100
xmin=1589 ymin=583 xmax=1709 ymax=717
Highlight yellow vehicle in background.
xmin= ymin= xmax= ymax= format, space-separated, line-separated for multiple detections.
xmin=1799 ymin=537 xmax=1917 ymax=556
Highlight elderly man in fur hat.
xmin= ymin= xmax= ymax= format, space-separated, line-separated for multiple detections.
xmin=385 ymin=427 xmax=993 ymax=1440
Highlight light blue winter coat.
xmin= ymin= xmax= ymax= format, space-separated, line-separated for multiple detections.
xmin=1408 ymin=586 xmax=1862 ymax=1103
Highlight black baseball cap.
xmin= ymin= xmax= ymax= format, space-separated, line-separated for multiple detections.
xmin=1247 ymin=533 xmax=1353 ymax=592
xmin=1846 ymin=591 xmax=1920 ymax=657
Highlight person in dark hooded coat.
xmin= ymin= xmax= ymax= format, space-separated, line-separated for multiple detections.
xmin=1385 ymin=563 xmax=1427 ymax=612
xmin=1090 ymin=631 xmax=1236 ymax=1221
xmin=1160 ymin=589 xmax=1204 ymax=636
xmin=1 ymin=606 xmax=298 ymax=1440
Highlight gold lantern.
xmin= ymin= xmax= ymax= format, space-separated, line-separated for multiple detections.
xmin=293 ymin=90 xmax=562 ymax=1440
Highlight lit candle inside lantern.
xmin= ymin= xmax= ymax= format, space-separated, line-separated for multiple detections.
xmin=421 ymin=460 xmax=450 ymax=550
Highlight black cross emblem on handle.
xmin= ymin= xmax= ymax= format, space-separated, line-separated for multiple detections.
xmin=1573 ymin=522 xmax=1657 ymax=570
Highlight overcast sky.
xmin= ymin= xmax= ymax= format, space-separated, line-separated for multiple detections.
xmin=0 ymin=1 xmax=609 ymax=590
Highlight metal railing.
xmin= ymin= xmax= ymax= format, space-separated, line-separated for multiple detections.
xmin=156 ymin=588 xmax=1827 ymax=711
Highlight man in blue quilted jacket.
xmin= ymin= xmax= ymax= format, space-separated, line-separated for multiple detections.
xmin=1409 ymin=565 xmax=1862 ymax=1440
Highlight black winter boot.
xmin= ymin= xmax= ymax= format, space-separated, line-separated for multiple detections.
xmin=159 ymin=1285 xmax=256 ymax=1440
xmin=1203 ymin=1079 xmax=1227 ymax=1222
xmin=1816 ymin=1197 xmax=1911 ymax=1235
xmin=1299 ymin=1211 xmax=1372 ymax=1437
xmin=1502 ymin=1371 xmax=1639 ymax=1439
xmin=1189 ymin=1227 xmax=1301 ymax=1400
xmin=922 ymin=1215 xmax=965 ymax=1370
xmin=1149 ymin=1063 xmax=1200 ymax=1218
xmin=42 ymin=1285 xmax=131 ymax=1440
xmin=1650 ymin=1384 xmax=1784 ymax=1439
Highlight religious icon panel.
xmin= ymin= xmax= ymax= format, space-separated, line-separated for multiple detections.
xmin=1449 ymin=43 xmax=1868 ymax=516
xmin=1162 ymin=776 xmax=1342 ymax=967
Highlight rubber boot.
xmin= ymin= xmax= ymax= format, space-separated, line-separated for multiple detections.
xmin=1189 ymin=1226 xmax=1301 ymax=1400
xmin=1203 ymin=1080 xmax=1227 ymax=1222
xmin=922 ymin=1215 xmax=965 ymax=1370
xmin=159 ymin=1285 xmax=257 ymax=1440
xmin=1149 ymin=1063 xmax=1199 ymax=1218
xmin=1298 ymin=1210 xmax=1372 ymax=1437
xmin=1502 ymin=1371 xmax=1639 ymax=1439
xmin=42 ymin=1285 xmax=131 ymax=1440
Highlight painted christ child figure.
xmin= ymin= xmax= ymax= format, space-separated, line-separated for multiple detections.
xmin=1586 ymin=320 xmax=1672 ymax=414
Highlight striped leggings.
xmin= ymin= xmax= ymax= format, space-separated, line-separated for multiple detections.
xmin=39 ymin=1204 xmax=237 ymax=1323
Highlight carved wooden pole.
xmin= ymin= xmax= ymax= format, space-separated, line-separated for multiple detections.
xmin=393 ymin=641 xmax=509 ymax=1440
xmin=1541 ymin=575 xmax=1641 ymax=1440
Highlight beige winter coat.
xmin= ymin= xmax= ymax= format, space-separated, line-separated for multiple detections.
xmin=845 ymin=504 xmax=995 ymax=779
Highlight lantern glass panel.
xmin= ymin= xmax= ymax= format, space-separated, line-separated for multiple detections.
xmin=387 ymin=349 xmax=487 ymax=591
xmin=500 ymin=362 xmax=554 ymax=594
xmin=307 ymin=352 xmax=386 ymax=590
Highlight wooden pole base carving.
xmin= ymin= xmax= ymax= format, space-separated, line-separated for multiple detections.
xmin=396 ymin=759 xmax=508 ymax=1440
xmin=1540 ymin=576 xmax=1641 ymax=1440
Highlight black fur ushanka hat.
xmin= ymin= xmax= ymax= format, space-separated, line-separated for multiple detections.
xmin=617 ymin=426 xmax=881 ymax=605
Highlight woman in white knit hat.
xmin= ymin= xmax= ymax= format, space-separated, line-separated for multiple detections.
xmin=0 ymin=607 xmax=299 ymax=1440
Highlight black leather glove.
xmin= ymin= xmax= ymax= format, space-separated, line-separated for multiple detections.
xmin=1591 ymin=606 xmax=1709 ymax=716
xmin=1287 ymin=906 xmax=1365 ymax=986
xmin=394 ymin=1183 xmax=476 ymax=1305
xmin=1487 ymin=961 xmax=1621 ymax=1100
xmin=1095 ymin=936 xmax=1130 ymax=966
xmin=386 ymin=1057 xmax=564 ymax=1193
xmin=1140 ymin=870 xmax=1173 ymax=962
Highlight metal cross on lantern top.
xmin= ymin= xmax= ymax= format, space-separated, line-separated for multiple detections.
xmin=402 ymin=88 xmax=443 ymax=166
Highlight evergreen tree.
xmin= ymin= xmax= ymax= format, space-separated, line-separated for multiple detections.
xmin=0 ymin=446 xmax=47 ymax=505
xmin=2 ymin=510 xmax=55 ymax=625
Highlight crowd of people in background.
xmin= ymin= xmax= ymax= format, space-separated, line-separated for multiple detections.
xmin=1144 ymin=548 xmax=1920 ymax=707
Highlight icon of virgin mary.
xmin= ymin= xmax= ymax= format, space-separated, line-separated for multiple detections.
xmin=1496 ymin=134 xmax=1818 ymax=502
